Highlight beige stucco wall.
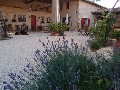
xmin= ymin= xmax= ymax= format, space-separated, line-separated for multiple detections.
xmin=60 ymin=1 xmax=78 ymax=31
xmin=0 ymin=0 xmax=52 ymax=30
xmin=60 ymin=0 xmax=100 ymax=31
xmin=0 ymin=6 xmax=52 ymax=30
xmin=0 ymin=0 xmax=100 ymax=31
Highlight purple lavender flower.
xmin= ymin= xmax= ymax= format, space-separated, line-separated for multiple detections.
xmin=83 ymin=46 xmax=86 ymax=50
xmin=68 ymin=82 xmax=72 ymax=85
xmin=34 ymin=74 xmax=37 ymax=78
xmin=26 ymin=63 xmax=30 ymax=68
xmin=35 ymin=49 xmax=40 ymax=54
xmin=19 ymin=78 xmax=25 ymax=81
xmin=23 ymin=68 xmax=27 ymax=72
xmin=49 ymin=85 xmax=52 ymax=89
xmin=42 ymin=42 xmax=45 ymax=47
xmin=77 ymin=70 xmax=80 ymax=75
xmin=17 ymin=75 xmax=21 ymax=79
xmin=33 ymin=58 xmax=37 ymax=62
xmin=30 ymin=66 xmax=34 ymax=72
xmin=30 ymin=72 xmax=34 ymax=76
xmin=13 ymin=81 xmax=19 ymax=89
xmin=56 ymin=87 xmax=59 ymax=90
xmin=44 ymin=60 xmax=49 ymax=65
xmin=4 ymin=84 xmax=13 ymax=90
xmin=8 ymin=73 xmax=16 ymax=80
xmin=3 ymin=81 xmax=7 ymax=84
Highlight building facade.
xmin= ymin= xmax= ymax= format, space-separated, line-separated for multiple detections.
xmin=0 ymin=0 xmax=101 ymax=31
xmin=59 ymin=0 xmax=101 ymax=31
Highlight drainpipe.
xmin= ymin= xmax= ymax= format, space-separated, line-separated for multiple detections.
xmin=52 ymin=0 xmax=59 ymax=23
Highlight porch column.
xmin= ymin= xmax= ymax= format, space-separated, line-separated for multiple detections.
xmin=52 ymin=0 xmax=59 ymax=23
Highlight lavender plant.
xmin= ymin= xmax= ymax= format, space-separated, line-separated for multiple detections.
xmin=3 ymin=36 xmax=119 ymax=90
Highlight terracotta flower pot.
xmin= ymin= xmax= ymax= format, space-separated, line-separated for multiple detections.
xmin=114 ymin=39 xmax=120 ymax=49
xmin=51 ymin=32 xmax=56 ymax=36
xmin=59 ymin=31 xmax=64 ymax=35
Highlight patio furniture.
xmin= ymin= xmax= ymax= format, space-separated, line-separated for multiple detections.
xmin=41 ymin=23 xmax=49 ymax=31
xmin=37 ymin=25 xmax=42 ymax=31
xmin=15 ymin=25 xmax=21 ymax=31
xmin=7 ymin=24 xmax=13 ymax=31
xmin=78 ymin=26 xmax=90 ymax=36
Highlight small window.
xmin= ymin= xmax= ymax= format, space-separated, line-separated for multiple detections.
xmin=66 ymin=2 xmax=69 ymax=9
xmin=41 ymin=16 xmax=44 ymax=23
xmin=47 ymin=17 xmax=50 ymax=23
xmin=60 ymin=3 xmax=63 ymax=10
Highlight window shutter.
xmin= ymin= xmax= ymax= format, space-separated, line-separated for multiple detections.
xmin=81 ymin=18 xmax=84 ymax=27
xmin=88 ymin=19 xmax=90 ymax=27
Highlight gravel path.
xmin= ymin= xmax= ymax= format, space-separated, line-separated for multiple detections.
xmin=0 ymin=31 xmax=90 ymax=89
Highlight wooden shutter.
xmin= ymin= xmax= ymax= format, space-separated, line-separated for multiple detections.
xmin=81 ymin=18 xmax=85 ymax=27
xmin=88 ymin=19 xmax=90 ymax=27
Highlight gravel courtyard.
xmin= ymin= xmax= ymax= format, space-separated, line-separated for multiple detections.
xmin=0 ymin=31 xmax=112 ymax=89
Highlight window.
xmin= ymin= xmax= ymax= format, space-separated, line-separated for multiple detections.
xmin=47 ymin=17 xmax=50 ymax=23
xmin=60 ymin=3 xmax=63 ymax=10
xmin=81 ymin=18 xmax=90 ymax=28
xmin=18 ymin=15 xmax=26 ymax=22
xmin=66 ymin=2 xmax=69 ymax=9
xmin=41 ymin=16 xmax=44 ymax=23
xmin=11 ymin=14 xmax=16 ymax=22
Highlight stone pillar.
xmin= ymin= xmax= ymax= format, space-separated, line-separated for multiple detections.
xmin=52 ymin=0 xmax=59 ymax=23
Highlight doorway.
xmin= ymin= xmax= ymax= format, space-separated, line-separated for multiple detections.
xmin=31 ymin=15 xmax=36 ymax=31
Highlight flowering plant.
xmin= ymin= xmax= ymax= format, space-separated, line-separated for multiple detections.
xmin=3 ymin=36 xmax=120 ymax=90
xmin=48 ymin=22 xmax=58 ymax=32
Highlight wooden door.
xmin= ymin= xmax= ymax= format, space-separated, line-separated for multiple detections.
xmin=31 ymin=15 xmax=36 ymax=31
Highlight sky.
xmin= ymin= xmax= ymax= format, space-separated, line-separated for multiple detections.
xmin=96 ymin=0 xmax=120 ymax=8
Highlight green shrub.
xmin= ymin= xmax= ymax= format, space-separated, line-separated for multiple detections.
xmin=90 ymin=41 xmax=101 ymax=51
xmin=48 ymin=22 xmax=57 ymax=32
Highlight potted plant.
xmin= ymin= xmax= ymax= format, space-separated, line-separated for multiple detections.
xmin=90 ymin=41 xmax=101 ymax=52
xmin=110 ymin=30 xmax=120 ymax=48
xmin=57 ymin=22 xmax=69 ymax=36
xmin=48 ymin=22 xmax=57 ymax=36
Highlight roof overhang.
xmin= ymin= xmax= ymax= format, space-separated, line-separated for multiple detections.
xmin=92 ymin=7 xmax=120 ymax=15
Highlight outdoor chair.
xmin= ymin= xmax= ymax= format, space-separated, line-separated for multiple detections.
xmin=78 ymin=26 xmax=90 ymax=36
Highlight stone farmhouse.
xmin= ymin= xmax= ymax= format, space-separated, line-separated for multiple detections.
xmin=0 ymin=0 xmax=102 ymax=31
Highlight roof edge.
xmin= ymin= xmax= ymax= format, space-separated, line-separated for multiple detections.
xmin=82 ymin=0 xmax=106 ymax=8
